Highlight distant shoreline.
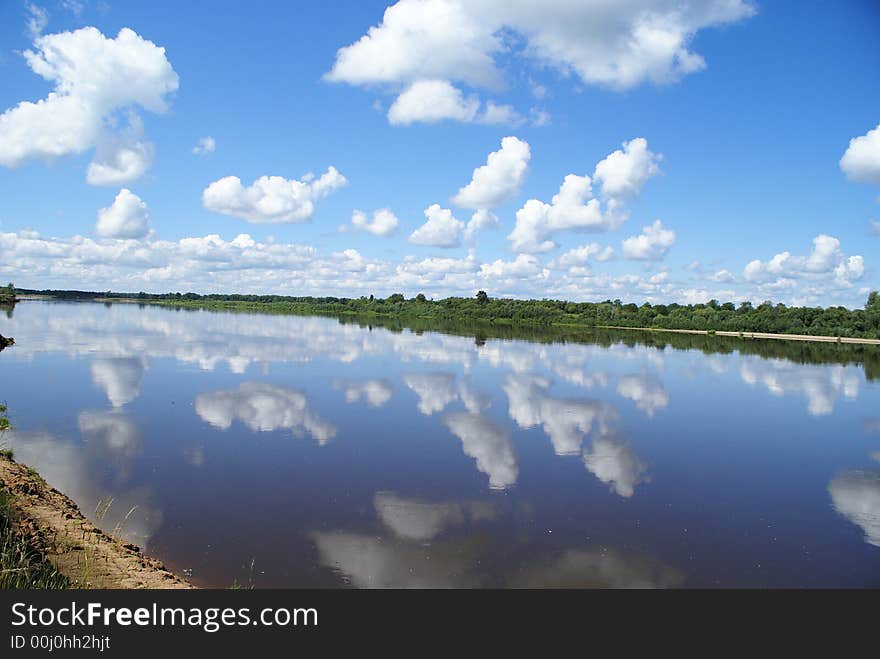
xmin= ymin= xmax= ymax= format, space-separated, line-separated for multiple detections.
xmin=597 ymin=325 xmax=880 ymax=346
xmin=13 ymin=292 xmax=880 ymax=346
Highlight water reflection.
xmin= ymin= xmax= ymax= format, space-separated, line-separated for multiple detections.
xmin=582 ymin=433 xmax=647 ymax=498
xmin=829 ymin=467 xmax=880 ymax=547
xmin=3 ymin=426 xmax=161 ymax=547
xmin=90 ymin=357 xmax=146 ymax=407
xmin=2 ymin=301 xmax=879 ymax=587
xmin=444 ymin=413 xmax=518 ymax=489
xmin=740 ymin=358 xmax=860 ymax=416
xmin=503 ymin=374 xmax=615 ymax=456
xmin=332 ymin=378 xmax=393 ymax=407
xmin=616 ymin=373 xmax=669 ymax=417
xmin=194 ymin=382 xmax=336 ymax=443
xmin=313 ymin=490 xmax=682 ymax=588
xmin=404 ymin=373 xmax=489 ymax=416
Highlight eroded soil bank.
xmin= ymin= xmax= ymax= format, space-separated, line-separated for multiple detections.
xmin=0 ymin=455 xmax=192 ymax=589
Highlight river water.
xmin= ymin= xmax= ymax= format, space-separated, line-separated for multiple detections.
xmin=1 ymin=300 xmax=878 ymax=587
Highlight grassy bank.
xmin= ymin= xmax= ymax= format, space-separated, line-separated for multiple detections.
xmin=0 ymin=404 xmax=191 ymax=589
xmin=0 ymin=404 xmax=69 ymax=589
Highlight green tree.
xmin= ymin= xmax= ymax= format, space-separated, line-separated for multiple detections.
xmin=868 ymin=291 xmax=879 ymax=311
xmin=476 ymin=290 xmax=489 ymax=305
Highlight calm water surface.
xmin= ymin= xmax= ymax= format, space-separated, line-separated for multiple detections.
xmin=1 ymin=301 xmax=879 ymax=587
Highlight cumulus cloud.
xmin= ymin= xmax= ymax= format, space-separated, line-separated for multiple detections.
xmin=385 ymin=80 xmax=524 ymax=126
xmin=593 ymin=136 xmax=663 ymax=199
xmin=192 ymin=136 xmax=216 ymax=156
xmin=25 ymin=3 xmax=49 ymax=40
xmin=86 ymin=116 xmax=154 ymax=186
xmin=350 ymin=208 xmax=399 ymax=236
xmin=0 ymin=27 xmax=178 ymax=172
xmin=508 ymin=138 xmax=661 ymax=252
xmin=840 ymin=122 xmax=880 ymax=184
xmin=95 ymin=189 xmax=151 ymax=239
xmin=194 ymin=382 xmax=337 ymax=444
xmin=387 ymin=79 xmax=479 ymax=125
xmin=409 ymin=204 xmax=465 ymax=247
xmin=743 ymin=234 xmax=865 ymax=290
xmin=202 ymin=167 xmax=347 ymax=224
xmin=621 ymin=220 xmax=676 ymax=261
xmin=550 ymin=243 xmax=615 ymax=269
xmin=452 ymin=136 xmax=531 ymax=209
xmin=327 ymin=1 xmax=754 ymax=124
xmin=463 ymin=209 xmax=499 ymax=241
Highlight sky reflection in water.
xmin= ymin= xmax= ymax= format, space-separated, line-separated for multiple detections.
xmin=1 ymin=301 xmax=879 ymax=587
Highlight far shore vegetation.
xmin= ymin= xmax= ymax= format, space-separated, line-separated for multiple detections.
xmin=14 ymin=286 xmax=880 ymax=340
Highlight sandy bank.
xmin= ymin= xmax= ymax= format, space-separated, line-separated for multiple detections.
xmin=0 ymin=455 xmax=192 ymax=589
xmin=598 ymin=326 xmax=880 ymax=345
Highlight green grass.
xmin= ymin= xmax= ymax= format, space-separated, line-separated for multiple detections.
xmin=0 ymin=490 xmax=70 ymax=589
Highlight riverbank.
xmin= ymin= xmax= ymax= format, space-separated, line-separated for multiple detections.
xmin=598 ymin=325 xmax=880 ymax=345
xmin=0 ymin=453 xmax=192 ymax=589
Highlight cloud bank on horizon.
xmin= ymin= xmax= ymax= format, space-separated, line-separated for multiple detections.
xmin=0 ymin=1 xmax=877 ymax=308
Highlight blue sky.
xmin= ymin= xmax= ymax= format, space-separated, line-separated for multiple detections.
xmin=0 ymin=0 xmax=878 ymax=306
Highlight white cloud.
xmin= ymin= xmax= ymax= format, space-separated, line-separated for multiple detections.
xmin=550 ymin=243 xmax=615 ymax=269
xmin=0 ymin=27 xmax=178 ymax=169
xmin=453 ymin=136 xmax=531 ymax=209
xmin=710 ymin=269 xmax=735 ymax=283
xmin=509 ymin=138 xmax=661 ymax=252
xmin=95 ymin=189 xmax=151 ymax=239
xmin=202 ymin=167 xmax=347 ymax=224
xmin=194 ymin=382 xmax=336 ymax=444
xmin=86 ymin=116 xmax=154 ymax=186
xmin=350 ymin=208 xmax=399 ymax=236
xmin=463 ymin=209 xmax=499 ymax=241
xmin=192 ymin=136 xmax=216 ymax=156
xmin=327 ymin=1 xmax=753 ymax=124
xmin=479 ymin=254 xmax=543 ymax=279
xmin=621 ymin=220 xmax=676 ymax=260
xmin=25 ymin=3 xmax=49 ymax=39
xmin=387 ymin=80 xmax=480 ymax=125
xmin=86 ymin=139 xmax=154 ymax=186
xmin=409 ymin=204 xmax=465 ymax=247
xmin=840 ymin=122 xmax=880 ymax=184
xmin=593 ymin=137 xmax=662 ymax=199
xmin=743 ymin=234 xmax=865 ymax=289
xmin=328 ymin=2 xmax=754 ymax=86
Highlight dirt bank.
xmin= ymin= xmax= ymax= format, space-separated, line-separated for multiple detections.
xmin=598 ymin=326 xmax=880 ymax=345
xmin=0 ymin=455 xmax=192 ymax=589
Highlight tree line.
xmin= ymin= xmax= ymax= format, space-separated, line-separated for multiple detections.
xmin=14 ymin=287 xmax=880 ymax=339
